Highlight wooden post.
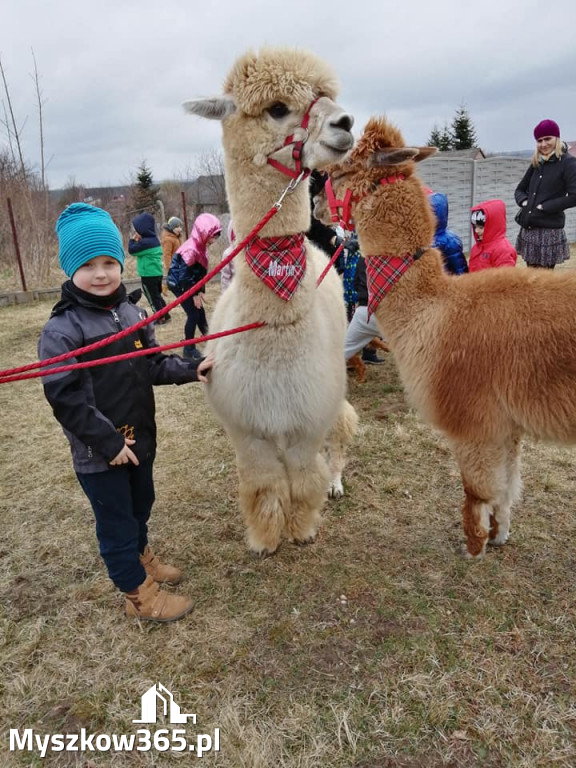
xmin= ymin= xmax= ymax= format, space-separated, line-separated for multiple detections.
xmin=181 ymin=190 xmax=189 ymax=239
xmin=6 ymin=197 xmax=27 ymax=292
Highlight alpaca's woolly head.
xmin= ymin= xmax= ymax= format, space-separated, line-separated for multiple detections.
xmin=183 ymin=48 xmax=353 ymax=178
xmin=317 ymin=116 xmax=437 ymax=255
xmin=354 ymin=117 xmax=407 ymax=162
xmin=223 ymin=48 xmax=339 ymax=117
xmin=329 ymin=117 xmax=437 ymax=192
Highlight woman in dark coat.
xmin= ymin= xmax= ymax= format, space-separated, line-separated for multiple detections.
xmin=515 ymin=119 xmax=576 ymax=268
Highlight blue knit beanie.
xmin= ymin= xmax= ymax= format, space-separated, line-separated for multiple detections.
xmin=56 ymin=203 xmax=125 ymax=277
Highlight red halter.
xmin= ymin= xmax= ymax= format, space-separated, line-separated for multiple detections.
xmin=324 ymin=174 xmax=407 ymax=230
xmin=266 ymin=98 xmax=319 ymax=179
xmin=324 ymin=178 xmax=355 ymax=230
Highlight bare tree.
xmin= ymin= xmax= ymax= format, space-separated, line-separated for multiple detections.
xmin=186 ymin=149 xmax=228 ymax=216
xmin=2 ymin=101 xmax=16 ymax=167
xmin=0 ymin=55 xmax=27 ymax=181
xmin=188 ymin=149 xmax=227 ymax=212
xmin=31 ymin=49 xmax=47 ymax=190
xmin=0 ymin=53 xmax=56 ymax=288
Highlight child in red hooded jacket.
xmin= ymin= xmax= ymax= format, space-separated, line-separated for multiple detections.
xmin=469 ymin=200 xmax=517 ymax=272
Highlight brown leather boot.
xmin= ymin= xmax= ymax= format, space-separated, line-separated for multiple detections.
xmin=125 ymin=576 xmax=194 ymax=623
xmin=139 ymin=545 xmax=182 ymax=585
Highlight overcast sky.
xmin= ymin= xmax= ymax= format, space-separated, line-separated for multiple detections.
xmin=2 ymin=0 xmax=575 ymax=190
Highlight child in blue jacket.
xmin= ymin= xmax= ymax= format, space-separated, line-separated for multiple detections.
xmin=428 ymin=191 xmax=468 ymax=275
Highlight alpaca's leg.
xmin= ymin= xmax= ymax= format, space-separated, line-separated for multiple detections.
xmin=489 ymin=436 xmax=522 ymax=546
xmin=284 ymin=444 xmax=330 ymax=544
xmin=462 ymin=492 xmax=492 ymax=560
xmin=234 ymin=437 xmax=289 ymax=556
xmin=324 ymin=400 xmax=359 ymax=498
xmin=450 ymin=440 xmax=511 ymax=560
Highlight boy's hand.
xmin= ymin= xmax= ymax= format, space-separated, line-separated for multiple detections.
xmin=193 ymin=294 xmax=204 ymax=310
xmin=110 ymin=438 xmax=139 ymax=466
xmin=196 ymin=353 xmax=214 ymax=383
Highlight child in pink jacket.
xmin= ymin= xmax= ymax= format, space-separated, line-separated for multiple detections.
xmin=469 ymin=200 xmax=517 ymax=272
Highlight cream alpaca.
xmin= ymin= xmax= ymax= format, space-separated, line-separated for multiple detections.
xmin=184 ymin=48 xmax=358 ymax=555
xmin=317 ymin=116 xmax=576 ymax=560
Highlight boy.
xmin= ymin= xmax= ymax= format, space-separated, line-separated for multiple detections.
xmin=469 ymin=200 xmax=517 ymax=272
xmin=39 ymin=203 xmax=213 ymax=623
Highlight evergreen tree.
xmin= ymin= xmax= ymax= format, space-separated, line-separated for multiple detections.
xmin=428 ymin=123 xmax=453 ymax=151
xmin=132 ymin=161 xmax=159 ymax=213
xmin=451 ymin=106 xmax=477 ymax=150
xmin=427 ymin=125 xmax=442 ymax=148
xmin=438 ymin=124 xmax=453 ymax=152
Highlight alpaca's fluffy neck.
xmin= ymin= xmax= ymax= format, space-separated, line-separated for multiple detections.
xmin=224 ymin=154 xmax=311 ymax=242
xmin=372 ymin=251 xmax=450 ymax=345
xmin=221 ymin=153 xmax=317 ymax=323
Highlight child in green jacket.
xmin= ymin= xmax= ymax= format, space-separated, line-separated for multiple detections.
xmin=128 ymin=212 xmax=170 ymax=323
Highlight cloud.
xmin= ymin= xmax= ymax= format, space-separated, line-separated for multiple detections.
xmin=1 ymin=0 xmax=575 ymax=188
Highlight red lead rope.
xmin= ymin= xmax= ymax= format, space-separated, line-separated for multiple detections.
xmin=0 ymin=323 xmax=265 ymax=384
xmin=0 ymin=199 xmax=282 ymax=383
xmin=0 ymin=166 xmax=348 ymax=384
xmin=1 ymin=93 xmax=350 ymax=385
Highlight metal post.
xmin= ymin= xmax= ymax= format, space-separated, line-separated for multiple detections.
xmin=181 ymin=190 xmax=189 ymax=239
xmin=470 ymin=159 xmax=477 ymax=253
xmin=6 ymin=197 xmax=27 ymax=292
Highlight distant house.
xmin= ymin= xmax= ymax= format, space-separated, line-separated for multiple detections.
xmin=566 ymin=141 xmax=576 ymax=159
xmin=438 ymin=147 xmax=486 ymax=160
xmin=185 ymin=175 xmax=228 ymax=214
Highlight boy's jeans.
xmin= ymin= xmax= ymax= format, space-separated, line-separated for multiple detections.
xmin=76 ymin=460 xmax=154 ymax=592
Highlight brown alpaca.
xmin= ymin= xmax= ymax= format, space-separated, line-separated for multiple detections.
xmin=318 ymin=116 xmax=576 ymax=559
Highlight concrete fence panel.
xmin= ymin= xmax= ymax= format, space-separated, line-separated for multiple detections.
xmin=417 ymin=156 xmax=576 ymax=253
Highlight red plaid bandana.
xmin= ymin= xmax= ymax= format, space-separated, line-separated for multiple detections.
xmin=245 ymin=234 xmax=306 ymax=301
xmin=366 ymin=254 xmax=414 ymax=318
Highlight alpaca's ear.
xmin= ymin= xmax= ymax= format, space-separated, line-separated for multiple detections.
xmin=182 ymin=96 xmax=237 ymax=121
xmin=413 ymin=146 xmax=438 ymax=162
xmin=368 ymin=148 xmax=420 ymax=167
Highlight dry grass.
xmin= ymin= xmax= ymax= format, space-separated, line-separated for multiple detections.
xmin=1 ymin=274 xmax=576 ymax=767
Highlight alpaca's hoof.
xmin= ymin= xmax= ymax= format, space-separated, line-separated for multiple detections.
xmin=247 ymin=536 xmax=280 ymax=558
xmin=292 ymin=534 xmax=317 ymax=547
xmin=250 ymin=546 xmax=278 ymax=559
xmin=328 ymin=481 xmax=344 ymax=499
xmin=460 ymin=543 xmax=485 ymax=561
xmin=488 ymin=531 xmax=510 ymax=547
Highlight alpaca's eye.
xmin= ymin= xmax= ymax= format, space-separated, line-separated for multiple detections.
xmin=267 ymin=102 xmax=290 ymax=119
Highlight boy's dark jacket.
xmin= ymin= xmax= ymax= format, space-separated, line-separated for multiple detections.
xmin=38 ymin=282 xmax=201 ymax=473
xmin=354 ymin=256 xmax=368 ymax=307
xmin=514 ymin=148 xmax=576 ymax=229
